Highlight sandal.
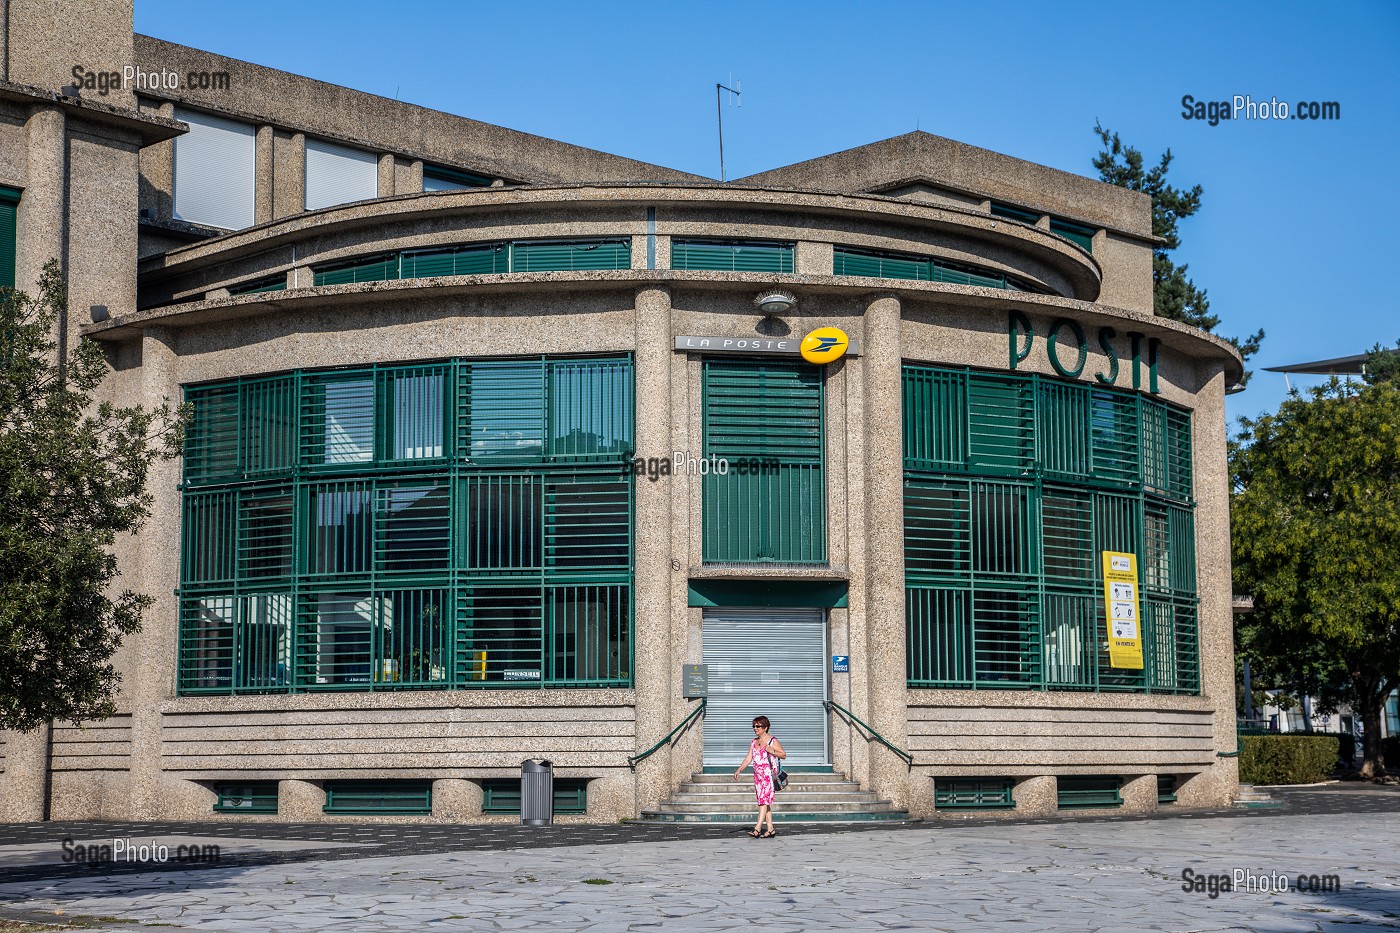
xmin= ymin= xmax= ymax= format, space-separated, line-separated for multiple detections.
xmin=761 ymin=830 xmax=777 ymax=838
xmin=746 ymin=829 xmax=762 ymax=838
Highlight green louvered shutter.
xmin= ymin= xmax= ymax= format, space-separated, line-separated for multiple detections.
xmin=512 ymin=239 xmax=629 ymax=272
xmin=702 ymin=360 xmax=824 ymax=563
xmin=0 ymin=187 xmax=18 ymax=289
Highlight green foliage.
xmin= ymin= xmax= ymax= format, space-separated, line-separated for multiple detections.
xmin=1363 ymin=339 xmax=1400 ymax=386
xmin=0 ymin=261 xmax=184 ymax=731
xmin=1092 ymin=123 xmax=1264 ymax=385
xmin=1239 ymin=735 xmax=1339 ymax=785
xmin=1231 ymin=378 xmax=1400 ymax=777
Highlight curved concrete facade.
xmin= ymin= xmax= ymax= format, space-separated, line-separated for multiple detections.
xmin=0 ymin=6 xmax=1240 ymax=824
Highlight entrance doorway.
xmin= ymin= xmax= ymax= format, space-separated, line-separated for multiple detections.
xmin=701 ymin=608 xmax=829 ymax=768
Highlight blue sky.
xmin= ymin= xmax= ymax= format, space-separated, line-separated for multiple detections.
xmin=134 ymin=0 xmax=1399 ymax=429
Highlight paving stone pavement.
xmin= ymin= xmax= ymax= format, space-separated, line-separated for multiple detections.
xmin=1 ymin=805 xmax=1398 ymax=932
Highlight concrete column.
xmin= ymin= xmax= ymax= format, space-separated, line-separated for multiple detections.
xmin=254 ymin=126 xmax=275 ymax=224
xmin=861 ymin=292 xmax=910 ymax=807
xmin=140 ymin=100 xmax=176 ymax=223
xmin=1192 ymin=363 xmax=1239 ymax=807
xmin=18 ymin=105 xmax=66 ymax=296
xmin=279 ymin=779 xmax=325 ymax=821
xmin=398 ymin=158 xmax=422 ymax=195
xmin=273 ymin=131 xmax=305 ymax=218
xmin=1011 ymin=775 xmax=1057 ymax=817
xmin=376 ymin=153 xmax=396 ymax=197
xmin=632 ymin=285 xmax=674 ymax=814
xmin=126 ymin=326 xmax=181 ymax=819
xmin=795 ymin=241 xmax=833 ymax=275
xmin=1121 ymin=774 xmax=1158 ymax=813
xmin=432 ymin=779 xmax=481 ymax=821
xmin=0 ymin=727 xmax=50 ymax=821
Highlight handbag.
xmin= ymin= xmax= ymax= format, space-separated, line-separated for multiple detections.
xmin=764 ymin=737 xmax=789 ymax=792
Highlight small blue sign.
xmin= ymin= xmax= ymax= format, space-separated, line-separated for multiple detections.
xmin=832 ymin=655 xmax=850 ymax=673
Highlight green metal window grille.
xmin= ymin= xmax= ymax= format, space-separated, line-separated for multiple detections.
xmin=903 ymin=365 xmax=1198 ymax=694
xmin=671 ymin=239 xmax=795 ymax=273
xmin=313 ymin=239 xmax=631 ymax=285
xmin=1157 ymin=774 xmax=1177 ymax=805
xmin=990 ymin=201 xmax=1042 ymax=225
xmin=481 ymin=778 xmax=588 ymax=814
xmin=1057 ymin=776 xmax=1122 ymax=809
xmin=178 ymin=356 xmax=634 ymax=695
xmin=1049 ymin=218 xmax=1096 ymax=253
xmin=0 ymin=186 xmax=20 ymax=289
xmin=229 ymin=275 xmax=287 ymax=295
xmin=832 ymin=247 xmax=1040 ymax=292
xmin=323 ymin=780 xmax=433 ymax=814
xmin=702 ymin=360 xmax=825 ymax=564
xmin=933 ymin=778 xmax=1015 ymax=810
xmin=213 ymin=782 xmax=278 ymax=813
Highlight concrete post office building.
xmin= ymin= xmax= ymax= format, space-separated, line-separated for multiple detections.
xmin=0 ymin=2 xmax=1241 ymax=823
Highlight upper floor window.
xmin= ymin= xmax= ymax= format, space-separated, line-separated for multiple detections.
xmin=423 ymin=165 xmax=492 ymax=192
xmin=671 ymin=239 xmax=794 ymax=273
xmin=990 ymin=201 xmax=1042 ymax=225
xmin=0 ymin=186 xmax=18 ymax=289
xmin=173 ymin=109 xmax=256 ymax=230
xmin=1049 ymin=218 xmax=1096 ymax=253
xmin=305 ymin=139 xmax=378 ymax=211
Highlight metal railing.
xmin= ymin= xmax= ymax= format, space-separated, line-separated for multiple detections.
xmin=824 ymin=700 xmax=914 ymax=771
xmin=628 ymin=699 xmax=706 ymax=771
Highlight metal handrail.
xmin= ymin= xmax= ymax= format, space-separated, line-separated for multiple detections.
xmin=628 ymin=699 xmax=706 ymax=771
xmin=824 ymin=700 xmax=914 ymax=771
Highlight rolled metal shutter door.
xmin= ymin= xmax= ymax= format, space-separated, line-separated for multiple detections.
xmin=173 ymin=108 xmax=255 ymax=230
xmin=305 ymin=139 xmax=379 ymax=211
xmin=702 ymin=609 xmax=828 ymax=768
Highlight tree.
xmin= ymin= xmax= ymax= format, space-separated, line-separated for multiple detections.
xmin=1230 ymin=377 xmax=1400 ymax=778
xmin=1093 ymin=123 xmax=1265 ymax=384
xmin=0 ymin=261 xmax=183 ymax=732
xmin=1363 ymin=339 xmax=1400 ymax=386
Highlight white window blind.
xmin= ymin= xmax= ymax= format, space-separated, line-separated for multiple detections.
xmin=305 ymin=139 xmax=379 ymax=211
xmin=173 ymin=108 xmax=256 ymax=230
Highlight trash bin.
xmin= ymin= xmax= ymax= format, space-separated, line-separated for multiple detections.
xmin=521 ymin=758 xmax=554 ymax=826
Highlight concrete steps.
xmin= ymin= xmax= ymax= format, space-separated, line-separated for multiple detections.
xmin=639 ymin=770 xmax=914 ymax=824
xmin=1232 ymin=784 xmax=1285 ymax=810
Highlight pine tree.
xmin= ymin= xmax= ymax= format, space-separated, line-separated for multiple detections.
xmin=1093 ymin=123 xmax=1264 ymax=385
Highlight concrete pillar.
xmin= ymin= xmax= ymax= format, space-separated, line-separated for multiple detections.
xmin=432 ymin=779 xmax=481 ymax=821
xmin=1121 ymin=774 xmax=1158 ymax=813
xmin=0 ymin=727 xmax=50 ymax=821
xmin=398 ymin=158 xmax=422 ymax=195
xmin=255 ymin=126 xmax=275 ymax=224
xmin=861 ymin=292 xmax=909 ymax=807
xmin=1193 ymin=363 xmax=1239 ymax=807
xmin=279 ymin=779 xmax=325 ymax=821
xmin=795 ymin=240 xmax=833 ymax=275
xmin=18 ymin=105 xmax=66 ymax=296
xmin=1012 ymin=775 xmax=1057 ymax=816
xmin=376 ymin=153 xmax=396 ymax=197
xmin=273 ymin=131 xmax=305 ymax=218
xmin=126 ymin=326 xmax=181 ymax=819
xmin=139 ymin=100 xmax=176 ymax=223
xmin=632 ymin=285 xmax=674 ymax=814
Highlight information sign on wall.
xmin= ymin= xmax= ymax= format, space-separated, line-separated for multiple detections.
xmin=1102 ymin=551 xmax=1144 ymax=669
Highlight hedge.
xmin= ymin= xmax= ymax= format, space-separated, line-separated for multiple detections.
xmin=1239 ymin=735 xmax=1339 ymax=785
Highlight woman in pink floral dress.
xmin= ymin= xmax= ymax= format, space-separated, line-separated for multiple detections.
xmin=733 ymin=715 xmax=786 ymax=838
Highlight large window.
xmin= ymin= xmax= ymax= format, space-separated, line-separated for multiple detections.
xmin=305 ymin=139 xmax=379 ymax=211
xmin=173 ymin=109 xmax=256 ymax=230
xmin=903 ymin=365 xmax=1198 ymax=694
xmin=671 ymin=239 xmax=794 ymax=273
xmin=701 ymin=360 xmax=824 ymax=564
xmin=178 ymin=356 xmax=634 ymax=694
xmin=833 ymin=247 xmax=1045 ymax=293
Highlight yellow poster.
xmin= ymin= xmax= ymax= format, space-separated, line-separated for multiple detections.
xmin=1102 ymin=551 xmax=1144 ymax=669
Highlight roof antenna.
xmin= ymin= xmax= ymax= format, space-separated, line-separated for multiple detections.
xmin=716 ymin=78 xmax=741 ymax=182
